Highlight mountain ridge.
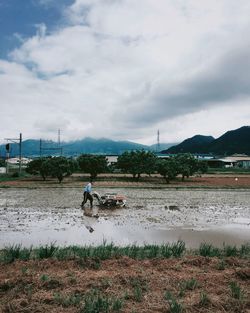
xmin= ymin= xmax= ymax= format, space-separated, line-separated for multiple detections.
xmin=163 ymin=126 xmax=250 ymax=155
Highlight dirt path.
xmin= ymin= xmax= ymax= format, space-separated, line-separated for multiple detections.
xmin=0 ymin=174 xmax=250 ymax=188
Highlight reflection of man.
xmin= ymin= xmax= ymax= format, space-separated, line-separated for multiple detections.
xmin=82 ymin=181 xmax=93 ymax=209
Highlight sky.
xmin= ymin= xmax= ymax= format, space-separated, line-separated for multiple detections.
xmin=1 ymin=0 xmax=250 ymax=145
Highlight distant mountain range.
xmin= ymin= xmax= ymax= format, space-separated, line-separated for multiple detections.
xmin=1 ymin=126 xmax=249 ymax=157
xmin=0 ymin=137 xmax=177 ymax=157
xmin=163 ymin=126 xmax=250 ymax=155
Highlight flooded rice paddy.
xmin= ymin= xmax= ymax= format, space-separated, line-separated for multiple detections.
xmin=0 ymin=188 xmax=249 ymax=248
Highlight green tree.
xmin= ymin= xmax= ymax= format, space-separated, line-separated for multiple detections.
xmin=40 ymin=158 xmax=53 ymax=181
xmin=197 ymin=160 xmax=208 ymax=174
xmin=117 ymin=150 xmax=157 ymax=179
xmin=49 ymin=157 xmax=77 ymax=183
xmin=77 ymin=154 xmax=108 ymax=179
xmin=156 ymin=157 xmax=178 ymax=183
xmin=26 ymin=158 xmax=46 ymax=176
xmin=174 ymin=154 xmax=200 ymax=181
xmin=26 ymin=157 xmax=77 ymax=182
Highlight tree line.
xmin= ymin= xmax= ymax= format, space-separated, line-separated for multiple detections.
xmin=25 ymin=151 xmax=208 ymax=183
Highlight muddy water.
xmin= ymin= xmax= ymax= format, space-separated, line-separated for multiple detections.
xmin=0 ymin=188 xmax=249 ymax=248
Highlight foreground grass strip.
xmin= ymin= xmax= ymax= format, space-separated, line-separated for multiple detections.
xmin=1 ymin=241 xmax=249 ymax=263
xmin=198 ymin=242 xmax=250 ymax=258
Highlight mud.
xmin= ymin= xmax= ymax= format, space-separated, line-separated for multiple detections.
xmin=0 ymin=188 xmax=250 ymax=248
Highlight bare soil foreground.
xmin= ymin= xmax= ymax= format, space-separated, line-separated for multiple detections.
xmin=0 ymin=254 xmax=249 ymax=313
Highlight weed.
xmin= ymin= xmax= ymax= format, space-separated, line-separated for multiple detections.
xmin=2 ymin=245 xmax=21 ymax=263
xmin=111 ymin=298 xmax=123 ymax=311
xmin=21 ymin=266 xmax=28 ymax=275
xmin=224 ymin=244 xmax=238 ymax=257
xmin=67 ymin=273 xmax=77 ymax=285
xmin=81 ymin=289 xmax=123 ymax=312
xmin=40 ymin=274 xmax=50 ymax=282
xmin=171 ymin=241 xmax=185 ymax=257
xmin=77 ymin=257 xmax=101 ymax=270
xmin=217 ymin=259 xmax=225 ymax=270
xmin=36 ymin=243 xmax=58 ymax=259
xmin=160 ymin=244 xmax=172 ymax=258
xmin=230 ymin=282 xmax=244 ymax=300
xmin=199 ymin=291 xmax=210 ymax=307
xmin=100 ymin=277 xmax=113 ymax=289
xmin=165 ymin=291 xmax=183 ymax=313
xmin=133 ymin=285 xmax=143 ymax=302
xmin=179 ymin=278 xmax=198 ymax=297
xmin=199 ymin=243 xmax=220 ymax=257
xmin=25 ymin=284 xmax=33 ymax=301
xmin=239 ymin=243 xmax=250 ymax=257
xmin=53 ymin=292 xmax=83 ymax=307
xmin=181 ymin=278 xmax=198 ymax=291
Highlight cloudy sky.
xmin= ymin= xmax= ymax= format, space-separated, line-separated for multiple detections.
xmin=1 ymin=0 xmax=250 ymax=145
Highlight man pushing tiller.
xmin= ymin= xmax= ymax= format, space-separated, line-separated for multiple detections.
xmin=81 ymin=181 xmax=93 ymax=209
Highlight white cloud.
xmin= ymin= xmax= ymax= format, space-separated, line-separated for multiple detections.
xmin=1 ymin=0 xmax=250 ymax=144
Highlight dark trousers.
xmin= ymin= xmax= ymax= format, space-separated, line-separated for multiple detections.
xmin=82 ymin=191 xmax=93 ymax=208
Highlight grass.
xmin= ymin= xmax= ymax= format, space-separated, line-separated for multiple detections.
xmin=229 ymin=282 xmax=245 ymax=300
xmin=179 ymin=278 xmax=198 ymax=297
xmin=199 ymin=291 xmax=211 ymax=307
xmin=53 ymin=292 xmax=83 ymax=307
xmin=0 ymin=242 xmax=249 ymax=264
xmin=198 ymin=242 xmax=250 ymax=258
xmin=81 ymin=289 xmax=123 ymax=313
xmin=216 ymin=258 xmax=226 ymax=270
xmin=199 ymin=243 xmax=221 ymax=257
xmin=129 ymin=276 xmax=147 ymax=302
xmin=165 ymin=291 xmax=183 ymax=313
xmin=207 ymin=167 xmax=250 ymax=174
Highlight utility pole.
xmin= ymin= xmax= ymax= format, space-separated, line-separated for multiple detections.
xmin=40 ymin=139 xmax=42 ymax=157
xmin=157 ymin=130 xmax=160 ymax=153
xmin=40 ymin=130 xmax=64 ymax=157
xmin=58 ymin=129 xmax=62 ymax=156
xmin=19 ymin=133 xmax=22 ymax=174
xmin=5 ymin=133 xmax=22 ymax=175
xmin=5 ymin=143 xmax=10 ymax=174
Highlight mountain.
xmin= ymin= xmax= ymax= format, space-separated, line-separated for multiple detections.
xmin=163 ymin=135 xmax=215 ymax=154
xmin=0 ymin=137 xmax=149 ymax=157
xmin=207 ymin=126 xmax=250 ymax=155
xmin=163 ymin=126 xmax=250 ymax=155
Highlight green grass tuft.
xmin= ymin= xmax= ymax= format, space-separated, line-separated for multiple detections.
xmin=165 ymin=291 xmax=183 ymax=313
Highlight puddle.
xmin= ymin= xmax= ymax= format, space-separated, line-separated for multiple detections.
xmin=0 ymin=188 xmax=249 ymax=248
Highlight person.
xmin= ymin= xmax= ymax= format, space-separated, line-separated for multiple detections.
xmin=81 ymin=181 xmax=93 ymax=209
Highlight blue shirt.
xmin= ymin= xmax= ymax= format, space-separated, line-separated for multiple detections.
xmin=84 ymin=182 xmax=92 ymax=193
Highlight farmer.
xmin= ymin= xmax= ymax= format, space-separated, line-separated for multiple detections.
xmin=81 ymin=181 xmax=93 ymax=209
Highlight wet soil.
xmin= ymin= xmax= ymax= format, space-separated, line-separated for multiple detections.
xmin=0 ymin=187 xmax=249 ymax=248
xmin=0 ymin=256 xmax=249 ymax=312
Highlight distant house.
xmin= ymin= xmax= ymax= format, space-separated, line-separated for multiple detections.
xmin=0 ymin=167 xmax=6 ymax=174
xmin=106 ymin=155 xmax=118 ymax=165
xmin=6 ymin=157 xmax=32 ymax=165
xmin=207 ymin=154 xmax=250 ymax=169
xmin=222 ymin=154 xmax=250 ymax=169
